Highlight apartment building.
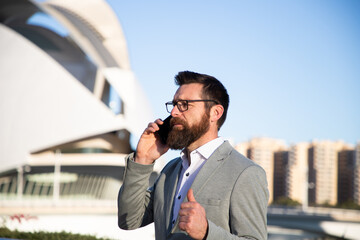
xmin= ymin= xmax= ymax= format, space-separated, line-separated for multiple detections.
xmin=354 ymin=143 xmax=360 ymax=205
xmin=338 ymin=147 xmax=356 ymax=204
xmin=308 ymin=141 xmax=349 ymax=206
xmin=273 ymin=150 xmax=288 ymax=201
xmin=236 ymin=138 xmax=359 ymax=207
xmin=286 ymin=142 xmax=310 ymax=205
xmin=235 ymin=137 xmax=287 ymax=203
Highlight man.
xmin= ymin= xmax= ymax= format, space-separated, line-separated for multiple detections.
xmin=118 ymin=71 xmax=269 ymax=240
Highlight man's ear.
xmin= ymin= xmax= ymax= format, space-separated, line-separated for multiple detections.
xmin=210 ymin=104 xmax=224 ymax=123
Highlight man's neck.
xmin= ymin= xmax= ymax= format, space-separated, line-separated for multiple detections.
xmin=185 ymin=132 xmax=218 ymax=164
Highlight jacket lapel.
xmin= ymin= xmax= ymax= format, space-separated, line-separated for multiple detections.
xmin=187 ymin=141 xmax=232 ymax=199
xmin=165 ymin=158 xmax=183 ymax=234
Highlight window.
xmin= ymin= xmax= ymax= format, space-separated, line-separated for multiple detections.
xmin=101 ymin=79 xmax=123 ymax=115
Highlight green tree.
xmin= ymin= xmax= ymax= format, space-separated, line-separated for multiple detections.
xmin=272 ymin=197 xmax=301 ymax=207
xmin=0 ymin=227 xmax=110 ymax=240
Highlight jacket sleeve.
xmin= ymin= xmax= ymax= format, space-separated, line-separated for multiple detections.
xmin=117 ymin=153 xmax=155 ymax=230
xmin=207 ymin=165 xmax=269 ymax=240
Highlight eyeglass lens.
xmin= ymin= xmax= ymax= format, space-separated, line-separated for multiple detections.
xmin=166 ymin=100 xmax=188 ymax=113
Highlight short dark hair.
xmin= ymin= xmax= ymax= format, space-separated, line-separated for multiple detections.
xmin=174 ymin=71 xmax=229 ymax=129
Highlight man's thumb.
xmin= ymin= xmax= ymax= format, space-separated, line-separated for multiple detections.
xmin=187 ymin=189 xmax=196 ymax=202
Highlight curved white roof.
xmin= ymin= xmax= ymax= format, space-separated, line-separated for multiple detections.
xmin=0 ymin=0 xmax=154 ymax=172
xmin=40 ymin=0 xmax=131 ymax=69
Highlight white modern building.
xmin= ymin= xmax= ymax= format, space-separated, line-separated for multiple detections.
xmin=0 ymin=0 xmax=163 ymax=239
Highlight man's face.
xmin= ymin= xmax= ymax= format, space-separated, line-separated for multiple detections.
xmin=166 ymin=83 xmax=210 ymax=150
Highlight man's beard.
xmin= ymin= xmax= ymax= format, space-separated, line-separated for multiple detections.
xmin=166 ymin=112 xmax=210 ymax=150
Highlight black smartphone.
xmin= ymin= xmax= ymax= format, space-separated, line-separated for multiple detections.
xmin=157 ymin=115 xmax=172 ymax=144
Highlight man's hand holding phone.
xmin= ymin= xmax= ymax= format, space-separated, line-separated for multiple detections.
xmin=134 ymin=117 xmax=171 ymax=165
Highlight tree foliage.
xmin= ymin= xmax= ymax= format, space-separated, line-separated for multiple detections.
xmin=272 ymin=197 xmax=301 ymax=207
xmin=0 ymin=227 xmax=110 ymax=240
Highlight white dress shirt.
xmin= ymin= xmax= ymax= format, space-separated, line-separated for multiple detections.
xmin=171 ymin=137 xmax=224 ymax=226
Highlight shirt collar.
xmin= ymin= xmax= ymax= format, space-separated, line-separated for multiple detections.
xmin=180 ymin=137 xmax=224 ymax=167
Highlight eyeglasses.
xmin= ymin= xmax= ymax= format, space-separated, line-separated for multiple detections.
xmin=165 ymin=99 xmax=219 ymax=113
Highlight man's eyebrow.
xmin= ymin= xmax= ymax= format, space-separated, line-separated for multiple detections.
xmin=172 ymin=98 xmax=185 ymax=102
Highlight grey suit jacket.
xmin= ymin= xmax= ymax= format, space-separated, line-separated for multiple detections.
xmin=118 ymin=141 xmax=269 ymax=239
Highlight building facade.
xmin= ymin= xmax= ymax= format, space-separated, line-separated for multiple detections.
xmin=286 ymin=142 xmax=309 ymax=206
xmin=354 ymin=143 xmax=360 ymax=205
xmin=308 ymin=141 xmax=347 ymax=206
xmin=236 ymin=138 xmax=359 ymax=208
xmin=235 ymin=137 xmax=287 ymax=203
xmin=273 ymin=150 xmax=288 ymax=202
xmin=0 ymin=0 xmax=164 ymax=209
xmin=338 ymin=147 xmax=355 ymax=205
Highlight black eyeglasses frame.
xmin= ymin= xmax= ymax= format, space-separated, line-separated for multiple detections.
xmin=165 ymin=99 xmax=219 ymax=113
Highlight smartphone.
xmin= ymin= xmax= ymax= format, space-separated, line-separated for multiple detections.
xmin=157 ymin=115 xmax=172 ymax=144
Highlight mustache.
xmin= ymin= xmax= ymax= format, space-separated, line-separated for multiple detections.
xmin=170 ymin=117 xmax=186 ymax=127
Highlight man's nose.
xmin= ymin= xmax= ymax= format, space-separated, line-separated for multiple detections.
xmin=171 ymin=104 xmax=180 ymax=117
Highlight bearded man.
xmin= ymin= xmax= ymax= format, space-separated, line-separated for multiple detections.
xmin=118 ymin=71 xmax=269 ymax=240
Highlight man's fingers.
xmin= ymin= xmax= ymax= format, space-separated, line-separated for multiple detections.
xmin=155 ymin=118 xmax=164 ymax=125
xmin=178 ymin=193 xmax=208 ymax=240
xmin=179 ymin=207 xmax=196 ymax=216
xmin=187 ymin=189 xmax=196 ymax=202
xmin=145 ymin=122 xmax=160 ymax=133
xmin=179 ymin=215 xmax=190 ymax=222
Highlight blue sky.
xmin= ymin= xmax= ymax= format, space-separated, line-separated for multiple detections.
xmin=106 ymin=0 xmax=359 ymax=147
